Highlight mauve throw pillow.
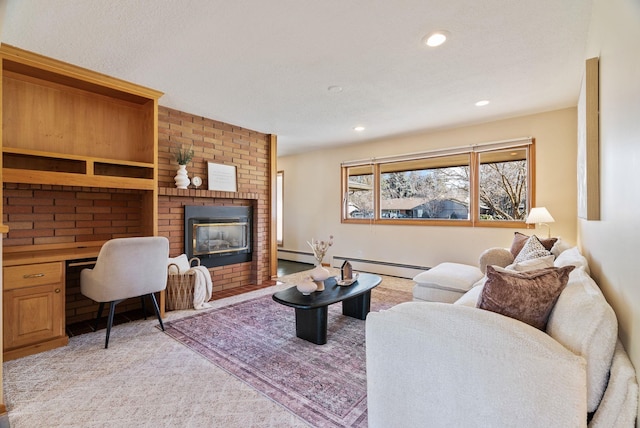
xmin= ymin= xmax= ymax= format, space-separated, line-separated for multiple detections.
xmin=478 ymin=265 xmax=575 ymax=330
xmin=509 ymin=232 xmax=558 ymax=259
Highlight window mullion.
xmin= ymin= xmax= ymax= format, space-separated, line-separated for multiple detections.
xmin=470 ymin=151 xmax=479 ymax=226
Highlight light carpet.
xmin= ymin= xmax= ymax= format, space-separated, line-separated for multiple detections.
xmin=2 ymin=270 xmax=414 ymax=427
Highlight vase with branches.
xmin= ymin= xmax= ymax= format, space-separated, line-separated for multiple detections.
xmin=174 ymin=143 xmax=194 ymax=189
xmin=307 ymin=235 xmax=334 ymax=265
xmin=175 ymin=143 xmax=194 ymax=165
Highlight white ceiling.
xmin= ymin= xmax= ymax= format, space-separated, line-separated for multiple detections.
xmin=1 ymin=0 xmax=593 ymax=156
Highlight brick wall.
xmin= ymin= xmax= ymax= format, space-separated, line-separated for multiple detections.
xmin=2 ymin=186 xmax=147 ymax=323
xmin=2 ymin=106 xmax=273 ymax=324
xmin=2 ymin=186 xmax=143 ymax=247
xmin=157 ymin=106 xmax=273 ymax=292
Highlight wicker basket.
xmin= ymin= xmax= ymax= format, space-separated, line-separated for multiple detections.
xmin=166 ymin=258 xmax=200 ymax=310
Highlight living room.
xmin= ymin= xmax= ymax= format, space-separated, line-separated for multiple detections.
xmin=1 ymin=0 xmax=639 ymax=427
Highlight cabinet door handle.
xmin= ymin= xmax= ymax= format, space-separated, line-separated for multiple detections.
xmin=23 ymin=273 xmax=45 ymax=279
xmin=55 ymin=288 xmax=61 ymax=293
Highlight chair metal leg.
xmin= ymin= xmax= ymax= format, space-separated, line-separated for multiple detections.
xmin=94 ymin=302 xmax=105 ymax=332
xmin=149 ymin=293 xmax=165 ymax=331
xmin=105 ymin=301 xmax=118 ymax=349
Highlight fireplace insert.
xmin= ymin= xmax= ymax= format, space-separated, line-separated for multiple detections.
xmin=184 ymin=206 xmax=252 ymax=268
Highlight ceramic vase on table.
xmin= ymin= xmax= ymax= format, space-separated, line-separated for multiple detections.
xmin=310 ymin=264 xmax=330 ymax=291
xmin=174 ymin=164 xmax=190 ymax=189
xmin=296 ymin=278 xmax=317 ymax=295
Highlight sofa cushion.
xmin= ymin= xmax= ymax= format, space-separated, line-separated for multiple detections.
xmin=478 ymin=265 xmax=574 ymax=330
xmin=506 ymin=254 xmax=555 ymax=271
xmin=510 ymin=231 xmax=557 ymax=258
xmin=550 ymin=237 xmax=572 ymax=258
xmin=513 ymin=235 xmax=551 ymax=264
xmin=554 ymin=246 xmax=591 ymax=276
xmin=546 ymin=267 xmax=618 ymax=413
xmin=454 ymin=282 xmax=484 ymax=307
xmin=413 ymin=262 xmax=483 ymax=303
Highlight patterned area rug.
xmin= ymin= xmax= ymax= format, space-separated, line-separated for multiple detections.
xmin=163 ymin=280 xmax=412 ymax=428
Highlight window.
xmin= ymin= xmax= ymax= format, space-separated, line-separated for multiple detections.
xmin=344 ymin=165 xmax=374 ymax=219
xmin=478 ymin=148 xmax=528 ymax=222
xmin=379 ymin=154 xmax=470 ymax=220
xmin=341 ymin=138 xmax=534 ymax=227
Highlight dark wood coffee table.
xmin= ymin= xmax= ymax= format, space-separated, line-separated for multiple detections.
xmin=272 ymin=273 xmax=382 ymax=345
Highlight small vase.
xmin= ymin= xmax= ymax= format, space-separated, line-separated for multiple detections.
xmin=174 ymin=164 xmax=190 ymax=189
xmin=296 ymin=278 xmax=317 ymax=295
xmin=310 ymin=264 xmax=330 ymax=292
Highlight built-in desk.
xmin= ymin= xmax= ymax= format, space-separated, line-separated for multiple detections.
xmin=2 ymin=242 xmax=166 ymax=360
xmin=3 ymin=243 xmax=103 ymax=267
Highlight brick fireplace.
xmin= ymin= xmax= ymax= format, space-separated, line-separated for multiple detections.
xmin=157 ymin=106 xmax=273 ymax=294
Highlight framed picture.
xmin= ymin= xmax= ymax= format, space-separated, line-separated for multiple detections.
xmin=577 ymin=57 xmax=600 ymax=220
xmin=207 ymin=162 xmax=237 ymax=192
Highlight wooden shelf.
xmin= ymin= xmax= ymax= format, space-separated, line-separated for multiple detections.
xmin=3 ymin=148 xmax=156 ymax=190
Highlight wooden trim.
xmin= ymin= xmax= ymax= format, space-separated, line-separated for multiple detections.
xmin=269 ymin=135 xmax=278 ymax=279
xmin=529 ymin=139 xmax=537 ymax=209
xmin=276 ymin=171 xmax=284 ymax=246
xmin=3 ymin=336 xmax=69 ymax=362
xmin=3 ymin=241 xmax=106 ymax=254
xmin=470 ymin=151 xmax=479 ymax=224
xmin=1 ymin=44 xmax=163 ymax=100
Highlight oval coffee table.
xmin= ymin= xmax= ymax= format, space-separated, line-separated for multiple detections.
xmin=272 ymin=273 xmax=382 ymax=345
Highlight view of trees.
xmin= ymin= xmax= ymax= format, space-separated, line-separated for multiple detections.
xmin=478 ymin=159 xmax=528 ymax=220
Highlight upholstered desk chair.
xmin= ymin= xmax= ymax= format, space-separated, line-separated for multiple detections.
xmin=81 ymin=236 xmax=170 ymax=348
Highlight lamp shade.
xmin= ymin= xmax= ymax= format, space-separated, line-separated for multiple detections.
xmin=526 ymin=207 xmax=555 ymax=224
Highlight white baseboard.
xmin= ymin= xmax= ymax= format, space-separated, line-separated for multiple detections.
xmin=277 ymin=249 xmax=428 ymax=279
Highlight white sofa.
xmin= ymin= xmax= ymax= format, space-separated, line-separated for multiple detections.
xmin=366 ymin=242 xmax=638 ymax=428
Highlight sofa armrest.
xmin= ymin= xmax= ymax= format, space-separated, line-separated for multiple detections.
xmin=366 ymin=302 xmax=587 ymax=428
xmin=589 ymin=340 xmax=639 ymax=427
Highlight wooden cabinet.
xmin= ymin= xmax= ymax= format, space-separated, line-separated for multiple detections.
xmin=3 ymin=262 xmax=67 ymax=361
xmin=0 ymin=43 xmax=163 ymax=236
xmin=0 ymin=44 xmax=164 ymax=360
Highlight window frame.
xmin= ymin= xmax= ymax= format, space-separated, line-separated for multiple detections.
xmin=341 ymin=138 xmax=535 ymax=228
xmin=276 ymin=170 xmax=284 ymax=246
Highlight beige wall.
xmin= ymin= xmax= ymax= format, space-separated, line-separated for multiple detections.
xmin=581 ymin=0 xmax=640 ymax=421
xmin=278 ymin=107 xmax=577 ymax=271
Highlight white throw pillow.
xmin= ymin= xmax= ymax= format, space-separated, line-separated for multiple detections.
xmin=168 ymin=254 xmax=191 ymax=274
xmin=513 ymin=235 xmax=551 ymax=263
xmin=506 ymin=255 xmax=555 ymax=272
xmin=554 ymin=246 xmax=590 ymax=276
xmin=550 ymin=237 xmax=572 ymax=258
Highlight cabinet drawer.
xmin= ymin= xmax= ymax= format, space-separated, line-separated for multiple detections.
xmin=3 ymin=262 xmax=64 ymax=290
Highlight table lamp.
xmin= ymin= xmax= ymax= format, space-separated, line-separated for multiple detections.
xmin=525 ymin=207 xmax=555 ymax=238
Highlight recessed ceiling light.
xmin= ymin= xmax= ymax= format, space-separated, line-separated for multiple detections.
xmin=354 ymin=126 xmax=365 ymax=132
xmin=328 ymin=85 xmax=343 ymax=93
xmin=475 ymin=100 xmax=490 ymax=107
xmin=423 ymin=31 xmax=449 ymax=47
